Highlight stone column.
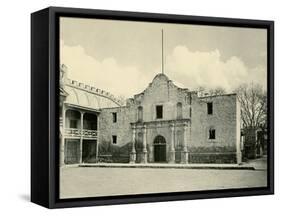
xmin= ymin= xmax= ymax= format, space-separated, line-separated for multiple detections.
xmin=148 ymin=144 xmax=154 ymax=162
xmin=60 ymin=106 xmax=66 ymax=166
xmin=140 ymin=125 xmax=148 ymax=163
xmin=79 ymin=111 xmax=84 ymax=164
xmin=130 ymin=126 xmax=136 ymax=163
xmin=169 ymin=123 xmax=175 ymax=163
xmin=181 ymin=122 xmax=189 ymax=164
xmin=96 ymin=113 xmax=99 ymax=163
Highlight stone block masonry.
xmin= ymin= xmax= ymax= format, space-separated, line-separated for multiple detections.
xmin=98 ymin=73 xmax=242 ymax=164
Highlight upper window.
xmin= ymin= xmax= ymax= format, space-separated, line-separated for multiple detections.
xmin=209 ymin=128 xmax=216 ymax=140
xmin=137 ymin=106 xmax=143 ymax=122
xmin=177 ymin=102 xmax=183 ymax=119
xmin=112 ymin=112 xmax=117 ymax=123
xmin=207 ymin=102 xmax=213 ymax=115
xmin=156 ymin=105 xmax=163 ymax=119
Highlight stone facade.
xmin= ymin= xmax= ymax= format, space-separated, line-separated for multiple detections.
xmin=189 ymin=92 xmax=241 ymax=163
xmin=99 ymin=107 xmax=135 ymax=146
xmin=98 ymin=73 xmax=242 ymax=164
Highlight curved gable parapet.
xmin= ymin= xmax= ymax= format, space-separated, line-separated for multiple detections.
xmin=146 ymin=73 xmax=187 ymax=93
xmin=131 ymin=73 xmax=190 ymax=104
xmin=152 ymin=73 xmax=170 ymax=84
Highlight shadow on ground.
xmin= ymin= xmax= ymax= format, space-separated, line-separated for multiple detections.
xmin=19 ymin=194 xmax=30 ymax=202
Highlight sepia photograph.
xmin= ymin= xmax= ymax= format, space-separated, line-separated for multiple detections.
xmin=59 ymin=16 xmax=268 ymax=199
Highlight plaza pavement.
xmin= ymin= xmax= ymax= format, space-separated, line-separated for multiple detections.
xmin=60 ymin=156 xmax=267 ymax=199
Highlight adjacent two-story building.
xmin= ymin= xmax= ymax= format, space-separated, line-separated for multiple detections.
xmin=59 ymin=65 xmax=122 ymax=166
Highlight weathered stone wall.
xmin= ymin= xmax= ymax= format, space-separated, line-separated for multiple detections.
xmin=133 ymin=74 xmax=191 ymax=122
xmin=189 ymin=93 xmax=241 ymax=163
xmin=99 ymin=74 xmax=190 ymax=146
xmin=99 ymin=106 xmax=135 ymax=147
xmin=98 ymin=74 xmax=242 ymax=164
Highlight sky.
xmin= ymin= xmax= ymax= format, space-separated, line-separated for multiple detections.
xmin=60 ymin=17 xmax=267 ymax=98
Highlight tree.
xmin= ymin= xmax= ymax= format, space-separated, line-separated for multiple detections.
xmin=235 ymin=83 xmax=267 ymax=129
xmin=209 ymin=87 xmax=226 ymax=96
xmin=197 ymin=86 xmax=226 ymax=97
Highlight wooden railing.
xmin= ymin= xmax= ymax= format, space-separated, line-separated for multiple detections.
xmin=82 ymin=129 xmax=98 ymax=138
xmin=64 ymin=128 xmax=98 ymax=138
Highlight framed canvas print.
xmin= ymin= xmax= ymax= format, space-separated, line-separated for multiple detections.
xmin=31 ymin=7 xmax=274 ymax=208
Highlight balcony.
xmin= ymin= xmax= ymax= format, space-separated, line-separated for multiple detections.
xmin=64 ymin=128 xmax=98 ymax=139
xmin=82 ymin=129 xmax=98 ymax=138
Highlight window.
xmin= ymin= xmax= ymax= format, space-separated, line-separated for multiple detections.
xmin=137 ymin=106 xmax=143 ymax=122
xmin=207 ymin=102 xmax=213 ymax=115
xmin=209 ymin=128 xmax=216 ymax=140
xmin=177 ymin=102 xmax=183 ymax=119
xmin=112 ymin=135 xmax=117 ymax=144
xmin=70 ymin=119 xmax=78 ymax=128
xmin=156 ymin=105 xmax=163 ymax=119
xmin=112 ymin=112 xmax=117 ymax=123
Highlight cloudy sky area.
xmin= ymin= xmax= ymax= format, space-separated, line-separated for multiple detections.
xmin=60 ymin=17 xmax=267 ymax=98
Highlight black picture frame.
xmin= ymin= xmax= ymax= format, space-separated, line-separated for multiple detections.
xmin=31 ymin=6 xmax=274 ymax=209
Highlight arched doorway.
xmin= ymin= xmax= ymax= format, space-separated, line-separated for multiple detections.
xmin=153 ymin=135 xmax=166 ymax=162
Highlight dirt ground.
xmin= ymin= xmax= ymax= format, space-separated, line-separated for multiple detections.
xmin=60 ymin=163 xmax=267 ymax=199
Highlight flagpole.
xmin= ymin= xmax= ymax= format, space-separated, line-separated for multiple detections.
xmin=161 ymin=29 xmax=164 ymax=74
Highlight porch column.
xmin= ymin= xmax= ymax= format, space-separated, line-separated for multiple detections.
xmin=169 ymin=123 xmax=175 ymax=163
xmin=96 ymin=113 xmax=99 ymax=163
xmin=79 ymin=111 xmax=84 ymax=164
xmin=130 ymin=126 xmax=136 ymax=163
xmin=181 ymin=122 xmax=189 ymax=164
xmin=140 ymin=125 xmax=148 ymax=163
xmin=60 ymin=105 xmax=66 ymax=166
